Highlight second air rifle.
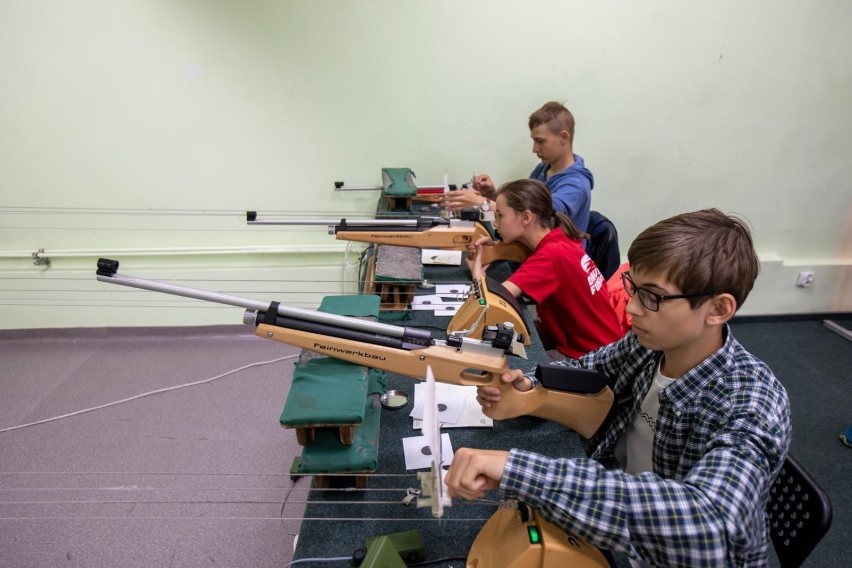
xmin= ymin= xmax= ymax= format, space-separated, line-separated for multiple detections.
xmin=95 ymin=258 xmax=612 ymax=438
xmin=246 ymin=211 xmax=531 ymax=265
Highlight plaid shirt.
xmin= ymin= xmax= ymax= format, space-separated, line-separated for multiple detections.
xmin=502 ymin=325 xmax=791 ymax=567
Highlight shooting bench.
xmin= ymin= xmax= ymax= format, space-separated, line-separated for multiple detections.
xmin=377 ymin=167 xmax=418 ymax=214
xmin=375 ymin=166 xmax=447 ymax=217
xmin=280 ymin=294 xmax=386 ymax=488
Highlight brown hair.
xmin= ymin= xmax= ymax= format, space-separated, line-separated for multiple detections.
xmin=627 ymin=209 xmax=760 ymax=310
xmin=529 ymin=101 xmax=575 ymax=140
xmin=497 ymin=179 xmax=588 ymax=241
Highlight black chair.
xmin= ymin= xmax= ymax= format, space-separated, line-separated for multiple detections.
xmin=586 ymin=211 xmax=620 ymax=281
xmin=767 ymin=455 xmax=833 ymax=568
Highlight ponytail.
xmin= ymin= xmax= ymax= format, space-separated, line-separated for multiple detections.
xmin=498 ymin=179 xmax=588 ymax=241
xmin=555 ymin=211 xmax=589 ymax=241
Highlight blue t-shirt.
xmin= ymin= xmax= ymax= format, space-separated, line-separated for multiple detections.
xmin=530 ymin=154 xmax=594 ymax=233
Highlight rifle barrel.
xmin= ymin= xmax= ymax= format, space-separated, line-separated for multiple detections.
xmin=96 ymin=268 xmax=412 ymax=339
xmin=248 ymin=218 xmax=419 ymax=226
xmin=246 ymin=210 xmax=423 ymax=227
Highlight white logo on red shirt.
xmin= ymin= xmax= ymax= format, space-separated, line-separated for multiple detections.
xmin=581 ymin=254 xmax=605 ymax=295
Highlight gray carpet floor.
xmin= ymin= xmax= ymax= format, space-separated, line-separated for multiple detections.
xmin=0 ymin=325 xmax=305 ymax=568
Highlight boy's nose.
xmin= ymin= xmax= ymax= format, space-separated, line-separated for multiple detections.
xmin=625 ymin=293 xmax=644 ymax=317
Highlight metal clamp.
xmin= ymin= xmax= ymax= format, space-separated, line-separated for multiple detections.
xmin=402 ymin=488 xmax=421 ymax=507
xmin=32 ymin=249 xmax=51 ymax=267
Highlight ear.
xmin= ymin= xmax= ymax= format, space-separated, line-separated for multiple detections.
xmin=522 ymin=210 xmax=534 ymax=226
xmin=559 ymin=130 xmax=571 ymax=145
xmin=705 ymin=293 xmax=737 ymax=325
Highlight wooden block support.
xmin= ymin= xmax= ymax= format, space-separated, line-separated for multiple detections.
xmin=381 ymin=194 xmax=413 ymax=213
xmin=362 ymin=250 xmax=416 ymax=311
xmin=289 ymin=457 xmax=370 ymax=489
xmin=313 ymin=474 xmax=369 ymax=490
xmin=293 ymin=424 xmax=357 ymax=447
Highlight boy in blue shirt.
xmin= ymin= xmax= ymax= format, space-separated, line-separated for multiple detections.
xmin=445 ymin=101 xmax=594 ymax=233
xmin=445 ymin=209 xmax=791 ymax=567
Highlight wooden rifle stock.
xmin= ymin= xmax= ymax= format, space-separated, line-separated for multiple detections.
xmin=256 ymin=323 xmax=612 ymax=439
xmin=335 ymin=221 xmax=530 ymax=264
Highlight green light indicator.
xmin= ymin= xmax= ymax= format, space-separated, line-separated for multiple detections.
xmin=527 ymin=526 xmax=541 ymax=544
xmin=479 ymin=299 xmax=486 ymax=305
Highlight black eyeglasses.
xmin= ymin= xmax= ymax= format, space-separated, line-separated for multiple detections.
xmin=621 ymin=272 xmax=714 ymax=312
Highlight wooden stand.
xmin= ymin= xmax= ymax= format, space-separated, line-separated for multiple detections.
xmin=313 ymin=473 xmax=369 ymax=489
xmin=292 ymin=424 xmax=357 ymax=446
xmin=289 ymin=457 xmax=370 ymax=489
xmin=362 ymin=247 xmax=417 ymax=311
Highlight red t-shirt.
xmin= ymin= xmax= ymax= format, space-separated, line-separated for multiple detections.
xmin=607 ymin=261 xmax=633 ymax=334
xmin=507 ymin=228 xmax=623 ymax=358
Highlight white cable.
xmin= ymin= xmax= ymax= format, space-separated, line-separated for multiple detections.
xmin=341 ymin=241 xmax=350 ymax=294
xmin=0 ymin=355 xmax=297 ymax=434
xmin=339 ymin=240 xmax=362 ymax=294
xmin=285 ymin=556 xmax=350 ymax=567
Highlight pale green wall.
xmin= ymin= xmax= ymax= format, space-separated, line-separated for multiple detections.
xmin=1 ymin=0 xmax=850 ymax=329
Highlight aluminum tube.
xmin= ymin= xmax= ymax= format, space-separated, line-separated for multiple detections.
xmin=96 ymin=272 xmax=407 ymax=338
xmin=247 ymin=218 xmax=419 ymax=226
xmin=5 ymin=244 xmax=347 ymax=259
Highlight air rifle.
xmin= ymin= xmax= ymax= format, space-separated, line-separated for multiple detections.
xmin=448 ymin=275 xmax=532 ymax=348
xmin=246 ymin=211 xmax=531 ymax=265
xmin=95 ymin=259 xmax=612 ymax=438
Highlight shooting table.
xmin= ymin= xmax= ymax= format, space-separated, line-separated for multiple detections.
xmin=289 ymin=262 xmax=589 ymax=565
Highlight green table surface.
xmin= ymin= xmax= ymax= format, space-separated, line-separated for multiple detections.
xmin=290 ymin=263 xmax=588 ymax=566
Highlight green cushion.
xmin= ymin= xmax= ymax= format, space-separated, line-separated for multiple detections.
xmin=280 ymin=294 xmax=386 ymax=427
xmin=280 ymin=358 xmax=370 ymax=426
xmin=318 ymin=294 xmax=380 ymax=318
xmin=296 ymin=369 xmax=386 ymax=473
xmin=381 ymin=167 xmax=417 ymax=196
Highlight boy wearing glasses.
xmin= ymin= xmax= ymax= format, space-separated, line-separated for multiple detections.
xmin=446 ymin=209 xmax=791 ymax=567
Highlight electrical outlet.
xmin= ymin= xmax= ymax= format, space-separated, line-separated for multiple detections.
xmin=796 ymin=271 xmax=815 ymax=288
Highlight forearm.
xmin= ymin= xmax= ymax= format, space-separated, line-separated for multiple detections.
xmin=444 ymin=189 xmax=490 ymax=211
xmin=499 ymin=449 xmax=733 ymax=566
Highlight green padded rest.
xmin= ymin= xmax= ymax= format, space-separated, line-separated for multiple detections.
xmin=381 ymin=167 xmax=417 ymax=197
xmin=280 ymin=358 xmax=370 ymax=426
xmin=318 ymin=294 xmax=380 ymax=318
xmin=280 ymin=294 xmax=384 ymax=427
xmin=295 ymin=369 xmax=386 ymax=473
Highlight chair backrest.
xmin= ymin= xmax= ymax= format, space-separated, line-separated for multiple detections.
xmin=767 ymin=455 xmax=833 ymax=568
xmin=586 ymin=211 xmax=620 ymax=281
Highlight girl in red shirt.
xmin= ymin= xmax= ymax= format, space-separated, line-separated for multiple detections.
xmin=471 ymin=179 xmax=623 ymax=358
